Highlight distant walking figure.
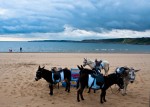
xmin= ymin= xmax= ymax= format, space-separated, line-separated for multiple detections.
xmin=20 ymin=47 xmax=22 ymax=52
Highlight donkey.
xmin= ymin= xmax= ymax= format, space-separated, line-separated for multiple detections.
xmin=83 ymin=58 xmax=109 ymax=76
xmin=77 ymin=65 xmax=124 ymax=104
xmin=35 ymin=66 xmax=71 ymax=95
xmin=115 ymin=66 xmax=140 ymax=95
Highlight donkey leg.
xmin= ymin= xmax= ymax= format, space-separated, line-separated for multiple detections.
xmin=124 ymin=84 xmax=128 ymax=95
xmin=122 ymin=82 xmax=127 ymax=96
xmin=65 ymin=80 xmax=70 ymax=92
xmin=80 ymin=89 xmax=85 ymax=100
xmin=80 ymin=85 xmax=85 ymax=100
xmin=87 ymin=88 xmax=91 ymax=93
xmin=65 ymin=85 xmax=67 ymax=91
xmin=66 ymin=80 xmax=70 ymax=92
xmin=77 ymin=89 xmax=81 ymax=102
xmin=58 ymin=82 xmax=59 ymax=89
xmin=104 ymin=69 xmax=108 ymax=76
xmin=100 ymin=90 xmax=104 ymax=104
xmin=49 ymin=84 xmax=53 ymax=95
xmin=65 ymin=80 xmax=68 ymax=91
xmin=103 ymin=91 xmax=107 ymax=102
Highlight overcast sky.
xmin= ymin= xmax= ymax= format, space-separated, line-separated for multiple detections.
xmin=0 ymin=0 xmax=150 ymax=41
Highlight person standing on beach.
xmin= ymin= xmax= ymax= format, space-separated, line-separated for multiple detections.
xmin=9 ymin=49 xmax=12 ymax=52
xmin=20 ymin=47 xmax=22 ymax=52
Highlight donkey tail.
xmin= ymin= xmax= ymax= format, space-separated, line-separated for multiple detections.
xmin=76 ymin=78 xmax=80 ymax=89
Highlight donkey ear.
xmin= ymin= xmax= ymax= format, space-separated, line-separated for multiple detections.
xmin=81 ymin=65 xmax=84 ymax=69
xmin=42 ymin=66 xmax=45 ymax=69
xmin=77 ymin=65 xmax=81 ymax=70
xmin=135 ymin=69 xmax=140 ymax=72
xmin=38 ymin=65 xmax=41 ymax=69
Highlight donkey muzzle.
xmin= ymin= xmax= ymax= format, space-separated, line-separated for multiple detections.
xmin=130 ymin=81 xmax=134 ymax=83
xmin=35 ymin=77 xmax=39 ymax=81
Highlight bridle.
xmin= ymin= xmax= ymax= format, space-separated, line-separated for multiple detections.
xmin=35 ymin=69 xmax=43 ymax=80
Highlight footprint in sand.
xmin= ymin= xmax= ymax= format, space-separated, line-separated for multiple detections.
xmin=51 ymin=102 xmax=55 ymax=104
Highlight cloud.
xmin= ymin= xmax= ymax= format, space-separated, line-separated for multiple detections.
xmin=1 ymin=25 xmax=150 ymax=41
xmin=0 ymin=0 xmax=150 ymax=40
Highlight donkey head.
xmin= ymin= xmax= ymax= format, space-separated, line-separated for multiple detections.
xmin=77 ymin=65 xmax=96 ymax=75
xmin=83 ymin=58 xmax=94 ymax=68
xmin=129 ymin=68 xmax=140 ymax=83
xmin=83 ymin=58 xmax=88 ymax=67
xmin=77 ymin=65 xmax=84 ymax=71
xmin=35 ymin=66 xmax=45 ymax=81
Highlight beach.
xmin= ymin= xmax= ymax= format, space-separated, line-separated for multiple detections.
xmin=0 ymin=53 xmax=149 ymax=107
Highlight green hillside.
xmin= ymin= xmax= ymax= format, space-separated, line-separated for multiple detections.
xmin=82 ymin=37 xmax=150 ymax=45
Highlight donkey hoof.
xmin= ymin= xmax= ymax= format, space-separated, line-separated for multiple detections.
xmin=77 ymin=100 xmax=80 ymax=102
xmin=49 ymin=93 xmax=53 ymax=95
xmin=104 ymin=99 xmax=107 ymax=102
xmin=101 ymin=101 xmax=103 ymax=104
xmin=122 ymin=93 xmax=127 ymax=96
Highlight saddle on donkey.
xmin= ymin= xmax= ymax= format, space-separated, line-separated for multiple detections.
xmin=51 ymin=67 xmax=64 ymax=84
xmin=88 ymin=73 xmax=104 ymax=90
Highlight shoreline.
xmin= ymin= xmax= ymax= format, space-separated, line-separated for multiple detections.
xmin=0 ymin=52 xmax=150 ymax=54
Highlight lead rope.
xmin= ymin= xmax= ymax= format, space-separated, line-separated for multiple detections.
xmin=110 ymin=85 xmax=120 ymax=95
xmin=149 ymin=93 xmax=150 ymax=107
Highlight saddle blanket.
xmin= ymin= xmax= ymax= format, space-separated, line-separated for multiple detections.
xmin=88 ymin=74 xmax=104 ymax=90
xmin=52 ymin=71 xmax=64 ymax=83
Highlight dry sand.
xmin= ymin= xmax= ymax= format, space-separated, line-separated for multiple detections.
xmin=0 ymin=53 xmax=149 ymax=107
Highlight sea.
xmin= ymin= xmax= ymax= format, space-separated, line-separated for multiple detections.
xmin=0 ymin=41 xmax=150 ymax=53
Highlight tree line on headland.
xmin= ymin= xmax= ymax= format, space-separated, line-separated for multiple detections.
xmin=29 ymin=37 xmax=150 ymax=45
xmin=81 ymin=37 xmax=150 ymax=45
